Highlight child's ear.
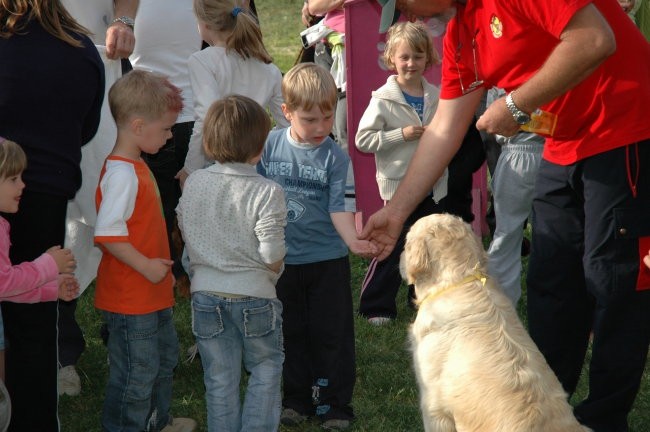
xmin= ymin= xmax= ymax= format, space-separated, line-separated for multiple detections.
xmin=281 ymin=104 xmax=292 ymax=122
xmin=130 ymin=118 xmax=144 ymax=135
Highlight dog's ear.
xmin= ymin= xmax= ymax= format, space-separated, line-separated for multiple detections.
xmin=401 ymin=228 xmax=433 ymax=284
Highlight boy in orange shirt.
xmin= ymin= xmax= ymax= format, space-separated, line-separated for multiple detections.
xmin=94 ymin=70 xmax=195 ymax=432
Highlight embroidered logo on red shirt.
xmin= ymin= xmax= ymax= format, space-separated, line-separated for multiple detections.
xmin=490 ymin=15 xmax=503 ymax=38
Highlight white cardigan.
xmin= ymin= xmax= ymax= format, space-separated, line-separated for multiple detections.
xmin=355 ymin=75 xmax=447 ymax=202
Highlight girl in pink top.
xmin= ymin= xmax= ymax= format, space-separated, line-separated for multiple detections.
xmin=0 ymin=137 xmax=78 ymax=414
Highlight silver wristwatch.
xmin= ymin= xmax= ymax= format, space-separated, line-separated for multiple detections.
xmin=505 ymin=91 xmax=531 ymax=125
xmin=111 ymin=16 xmax=135 ymax=30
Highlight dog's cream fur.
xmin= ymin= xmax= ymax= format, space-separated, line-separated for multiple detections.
xmin=400 ymin=214 xmax=590 ymax=432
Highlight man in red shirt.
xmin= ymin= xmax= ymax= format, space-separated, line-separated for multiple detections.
xmin=364 ymin=1 xmax=650 ymax=430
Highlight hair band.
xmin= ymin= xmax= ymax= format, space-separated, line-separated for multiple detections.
xmin=232 ymin=7 xmax=242 ymax=17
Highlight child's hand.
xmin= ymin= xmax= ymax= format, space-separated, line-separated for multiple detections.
xmin=142 ymin=258 xmax=173 ymax=284
xmin=57 ymin=273 xmax=80 ymax=301
xmin=402 ymin=125 xmax=426 ymax=141
xmin=46 ymin=246 xmax=76 ymax=273
xmin=349 ymin=239 xmax=379 ymax=259
xmin=644 ymin=251 xmax=650 ymax=269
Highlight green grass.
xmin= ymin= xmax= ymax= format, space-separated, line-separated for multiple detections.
xmin=58 ymin=251 xmax=650 ymax=431
xmin=59 ymin=3 xmax=650 ymax=431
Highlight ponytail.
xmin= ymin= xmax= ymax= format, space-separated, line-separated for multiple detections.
xmin=194 ymin=0 xmax=272 ymax=64
xmin=227 ymin=9 xmax=271 ymax=63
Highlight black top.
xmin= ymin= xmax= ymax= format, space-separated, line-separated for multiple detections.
xmin=0 ymin=17 xmax=105 ymax=198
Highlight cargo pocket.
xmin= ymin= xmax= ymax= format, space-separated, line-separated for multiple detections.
xmin=614 ymin=207 xmax=650 ymax=291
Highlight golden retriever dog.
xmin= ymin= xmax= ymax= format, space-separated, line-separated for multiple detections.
xmin=400 ymin=213 xmax=590 ymax=432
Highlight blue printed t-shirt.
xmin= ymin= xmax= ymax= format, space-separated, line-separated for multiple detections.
xmin=258 ymin=128 xmax=349 ymax=265
xmin=402 ymin=92 xmax=424 ymax=122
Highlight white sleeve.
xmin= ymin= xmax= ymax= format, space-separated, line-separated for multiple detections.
xmin=355 ymin=97 xmax=405 ymax=153
xmin=269 ymin=67 xmax=289 ymax=129
xmin=94 ymin=162 xmax=138 ymax=239
xmin=255 ymin=184 xmax=287 ymax=264
xmin=184 ymin=55 xmax=229 ymax=174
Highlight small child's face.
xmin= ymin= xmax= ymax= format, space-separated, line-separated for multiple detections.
xmin=282 ymin=105 xmax=335 ymax=146
xmin=138 ymin=110 xmax=177 ymax=155
xmin=0 ymin=173 xmax=25 ymax=214
xmin=391 ymin=40 xmax=427 ymax=84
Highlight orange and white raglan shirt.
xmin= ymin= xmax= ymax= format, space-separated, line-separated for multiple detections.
xmin=94 ymin=156 xmax=174 ymax=314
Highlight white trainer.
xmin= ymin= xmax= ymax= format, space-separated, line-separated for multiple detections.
xmin=367 ymin=316 xmax=392 ymax=326
xmin=58 ymin=365 xmax=81 ymax=396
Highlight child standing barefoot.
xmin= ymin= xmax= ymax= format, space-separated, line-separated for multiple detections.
xmin=177 ymin=95 xmax=287 ymax=431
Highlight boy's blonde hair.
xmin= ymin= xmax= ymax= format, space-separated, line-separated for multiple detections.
xmin=108 ymin=70 xmax=183 ymax=127
xmin=383 ymin=21 xmax=440 ymax=71
xmin=282 ymin=63 xmax=338 ymax=113
xmin=202 ymin=95 xmax=271 ymax=163
xmin=193 ymin=0 xmax=272 ymax=64
xmin=0 ymin=137 xmax=27 ymax=179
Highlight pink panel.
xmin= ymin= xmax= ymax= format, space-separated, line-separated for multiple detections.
xmin=345 ymin=0 xmax=488 ymax=235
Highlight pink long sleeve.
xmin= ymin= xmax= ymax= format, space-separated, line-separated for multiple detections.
xmin=0 ymin=217 xmax=59 ymax=303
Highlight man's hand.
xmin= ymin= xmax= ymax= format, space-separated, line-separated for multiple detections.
xmin=359 ymin=207 xmax=403 ymax=261
xmin=476 ymin=95 xmax=520 ymax=138
xmin=106 ymin=21 xmax=135 ymax=59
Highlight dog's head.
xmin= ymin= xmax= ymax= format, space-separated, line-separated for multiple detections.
xmin=400 ymin=213 xmax=487 ymax=288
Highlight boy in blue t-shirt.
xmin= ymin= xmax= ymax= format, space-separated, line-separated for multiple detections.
xmin=258 ymin=63 xmax=376 ymax=430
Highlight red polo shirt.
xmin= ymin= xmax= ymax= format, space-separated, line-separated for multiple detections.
xmin=440 ymin=0 xmax=650 ymax=165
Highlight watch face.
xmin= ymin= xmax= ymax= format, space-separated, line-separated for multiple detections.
xmin=516 ymin=113 xmax=531 ymax=125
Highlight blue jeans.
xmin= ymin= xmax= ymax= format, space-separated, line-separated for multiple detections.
xmin=192 ymin=292 xmax=284 ymax=432
xmin=101 ymin=308 xmax=179 ymax=432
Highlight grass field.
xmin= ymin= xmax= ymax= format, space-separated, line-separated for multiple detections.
xmin=59 ymin=1 xmax=650 ymax=431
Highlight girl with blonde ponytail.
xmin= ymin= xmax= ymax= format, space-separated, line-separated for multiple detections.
xmin=179 ymin=0 xmax=289 ymax=182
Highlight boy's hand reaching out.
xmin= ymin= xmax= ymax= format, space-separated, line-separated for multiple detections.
xmin=644 ymin=250 xmax=650 ymax=269
xmin=348 ymin=239 xmax=379 ymax=259
xmin=46 ymin=246 xmax=76 ymax=273
xmin=58 ymin=273 xmax=80 ymax=301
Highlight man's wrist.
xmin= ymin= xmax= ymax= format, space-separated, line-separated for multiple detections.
xmin=385 ymin=199 xmax=410 ymax=226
